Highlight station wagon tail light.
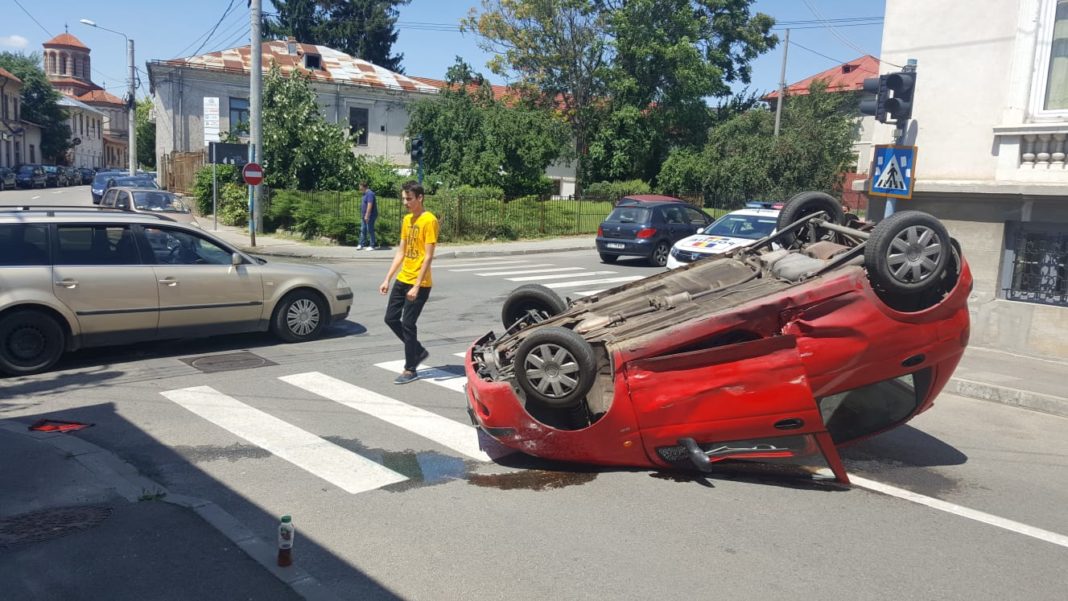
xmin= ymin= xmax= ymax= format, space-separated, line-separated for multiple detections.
xmin=637 ymin=227 xmax=657 ymax=238
xmin=597 ymin=225 xmax=604 ymax=237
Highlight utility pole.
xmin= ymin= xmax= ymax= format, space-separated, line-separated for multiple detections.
xmin=773 ymin=28 xmax=790 ymax=137
xmin=249 ymin=0 xmax=263 ymax=246
xmin=127 ymin=37 xmax=136 ymax=175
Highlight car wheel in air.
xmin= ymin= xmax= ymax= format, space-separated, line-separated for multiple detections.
xmin=776 ymin=191 xmax=845 ymax=247
xmin=649 ymin=241 xmax=670 ymax=267
xmin=865 ymin=211 xmax=950 ymax=296
xmin=272 ymin=290 xmax=327 ymax=343
xmin=514 ymin=326 xmax=596 ymax=408
xmin=0 ymin=310 xmax=66 ymax=376
xmin=501 ymin=284 xmax=568 ymax=330
xmin=599 ymin=253 xmax=618 ymax=264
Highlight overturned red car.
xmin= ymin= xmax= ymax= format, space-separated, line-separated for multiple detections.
xmin=464 ymin=192 xmax=971 ymax=484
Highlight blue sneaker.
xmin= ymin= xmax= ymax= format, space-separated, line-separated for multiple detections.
xmin=394 ymin=370 xmax=419 ymax=385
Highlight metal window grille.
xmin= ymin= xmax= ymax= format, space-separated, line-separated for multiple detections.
xmin=1006 ymin=229 xmax=1068 ymax=307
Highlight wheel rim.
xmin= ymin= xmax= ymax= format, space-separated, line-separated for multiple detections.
xmin=653 ymin=243 xmax=669 ymax=265
xmin=522 ymin=342 xmax=581 ymax=399
xmin=886 ymin=224 xmax=943 ymax=284
xmin=285 ymin=298 xmax=321 ymax=336
xmin=6 ymin=325 xmax=47 ymax=364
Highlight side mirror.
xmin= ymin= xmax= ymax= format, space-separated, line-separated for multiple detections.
xmin=231 ymin=252 xmax=242 ymax=266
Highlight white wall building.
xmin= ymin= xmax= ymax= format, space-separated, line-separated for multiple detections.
xmin=862 ymin=0 xmax=1068 ymax=360
xmin=0 ymin=66 xmax=43 ymax=168
xmin=57 ymin=95 xmax=104 ymax=168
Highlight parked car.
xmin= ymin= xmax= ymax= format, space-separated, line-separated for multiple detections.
xmin=90 ymin=170 xmax=126 ymax=203
xmin=106 ymin=174 xmax=159 ymax=191
xmin=15 ymin=165 xmax=47 ymax=189
xmin=464 ymin=191 xmax=971 ymax=485
xmin=62 ymin=166 xmax=81 ymax=186
xmin=100 ymin=187 xmax=201 ymax=228
xmin=0 ymin=166 xmax=16 ymax=191
xmin=596 ymin=200 xmax=713 ymax=266
xmin=666 ymin=206 xmax=780 ymax=269
xmin=78 ymin=167 xmax=95 ymax=185
xmin=0 ymin=207 xmax=353 ymax=376
xmin=42 ymin=165 xmax=62 ymax=187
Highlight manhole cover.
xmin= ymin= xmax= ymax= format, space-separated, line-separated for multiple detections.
xmin=0 ymin=505 xmax=113 ymax=548
xmin=181 ymin=351 xmax=277 ymax=373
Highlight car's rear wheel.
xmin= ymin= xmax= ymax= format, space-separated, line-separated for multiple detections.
xmin=272 ymin=290 xmax=327 ymax=343
xmin=0 ymin=310 xmax=66 ymax=376
xmin=649 ymin=241 xmax=670 ymax=267
xmin=501 ymin=284 xmax=568 ymax=330
xmin=776 ymin=191 xmax=845 ymax=247
xmin=514 ymin=327 xmax=596 ymax=408
xmin=599 ymin=253 xmax=618 ymax=264
xmin=865 ymin=211 xmax=951 ymax=297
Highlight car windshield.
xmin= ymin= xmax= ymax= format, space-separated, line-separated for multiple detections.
xmin=702 ymin=214 xmax=778 ymax=240
xmin=604 ymin=206 xmax=651 ymax=224
xmin=93 ymin=172 xmax=123 ymax=186
xmin=132 ymin=191 xmax=188 ymax=213
xmin=112 ymin=177 xmax=158 ymax=189
xmin=18 ymin=166 xmax=36 ymax=174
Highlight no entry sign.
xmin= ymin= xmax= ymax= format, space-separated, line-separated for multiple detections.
xmin=242 ymin=162 xmax=264 ymax=186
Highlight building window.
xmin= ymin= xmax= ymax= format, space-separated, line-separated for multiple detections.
xmin=1004 ymin=221 xmax=1068 ymax=307
xmin=1046 ymin=0 xmax=1068 ymax=110
xmin=228 ymin=97 xmax=250 ymax=136
xmin=304 ymin=54 xmax=322 ymax=70
xmin=29 ymin=144 xmax=35 ymax=163
xmin=349 ymin=107 xmax=369 ymax=146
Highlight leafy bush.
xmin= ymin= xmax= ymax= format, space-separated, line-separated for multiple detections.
xmin=217 ymin=183 xmax=249 ymax=226
xmin=583 ymin=179 xmax=651 ymax=201
xmin=362 ymin=156 xmax=408 ymax=198
xmin=192 ymin=165 xmax=240 ymax=215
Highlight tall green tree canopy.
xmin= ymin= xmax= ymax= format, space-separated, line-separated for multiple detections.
xmin=406 ymin=58 xmax=572 ymax=197
xmin=658 ymin=82 xmax=858 ymax=207
xmin=265 ymin=0 xmax=409 ymax=72
xmin=261 ymin=64 xmax=363 ymax=190
xmin=463 ymin=0 xmax=776 ymax=187
xmin=0 ymin=51 xmax=72 ymax=163
xmin=135 ymin=98 xmax=156 ymax=169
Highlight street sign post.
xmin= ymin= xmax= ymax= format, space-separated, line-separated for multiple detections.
xmin=869 ymin=144 xmax=917 ymax=200
xmin=242 ymin=162 xmax=264 ymax=186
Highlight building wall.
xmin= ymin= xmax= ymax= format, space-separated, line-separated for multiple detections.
xmin=64 ymin=106 xmax=105 ymax=168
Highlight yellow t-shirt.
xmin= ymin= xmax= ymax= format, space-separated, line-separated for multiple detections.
xmin=397 ymin=211 xmax=439 ymax=287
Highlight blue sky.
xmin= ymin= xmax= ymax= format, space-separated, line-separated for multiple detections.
xmin=2 ymin=0 xmax=884 ymax=99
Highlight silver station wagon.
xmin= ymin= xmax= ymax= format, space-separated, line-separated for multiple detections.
xmin=0 ymin=207 xmax=353 ymax=376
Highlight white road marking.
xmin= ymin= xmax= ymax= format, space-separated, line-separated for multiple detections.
xmin=821 ymin=470 xmax=1068 ymax=550
xmin=508 ymin=270 xmax=618 ymax=282
xmin=545 ymin=276 xmax=644 ymax=289
xmin=476 ymin=266 xmax=579 ymax=276
xmin=281 ymin=372 xmax=492 ymax=462
xmin=442 ymin=260 xmax=530 ymax=269
xmin=373 ymin=359 xmax=467 ymax=394
xmin=161 ymin=386 xmax=407 ymax=494
xmin=52 ymin=190 xmax=63 ymax=194
xmin=31 ymin=195 xmax=41 ymax=200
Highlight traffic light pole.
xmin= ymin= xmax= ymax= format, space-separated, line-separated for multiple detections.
xmin=884 ymin=59 xmax=917 ymax=219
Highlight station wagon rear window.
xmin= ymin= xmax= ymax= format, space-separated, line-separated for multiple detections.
xmin=0 ymin=224 xmax=50 ymax=266
xmin=605 ymin=207 xmax=651 ymax=224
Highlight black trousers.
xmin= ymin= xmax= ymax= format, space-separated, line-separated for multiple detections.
xmin=384 ymin=280 xmax=432 ymax=371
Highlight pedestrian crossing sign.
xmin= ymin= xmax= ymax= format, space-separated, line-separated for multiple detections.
xmin=869 ymin=145 xmax=917 ymax=199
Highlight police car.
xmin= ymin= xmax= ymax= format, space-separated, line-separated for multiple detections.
xmin=666 ymin=203 xmax=780 ymax=269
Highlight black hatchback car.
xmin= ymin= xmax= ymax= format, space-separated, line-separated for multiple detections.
xmin=596 ymin=199 xmax=713 ymax=266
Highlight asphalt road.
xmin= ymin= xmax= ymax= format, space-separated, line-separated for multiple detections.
xmin=3 ymin=185 xmax=1067 ymax=600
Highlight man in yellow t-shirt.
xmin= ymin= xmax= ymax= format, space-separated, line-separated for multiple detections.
xmin=379 ymin=180 xmax=439 ymax=384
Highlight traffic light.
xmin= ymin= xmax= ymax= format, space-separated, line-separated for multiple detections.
xmin=859 ymin=75 xmax=888 ymax=123
xmin=410 ymin=135 xmax=424 ymax=162
xmin=885 ymin=71 xmax=917 ymax=121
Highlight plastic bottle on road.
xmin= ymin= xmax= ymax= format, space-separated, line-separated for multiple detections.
xmin=277 ymin=514 xmax=295 ymax=567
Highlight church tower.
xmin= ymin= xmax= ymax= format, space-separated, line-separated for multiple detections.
xmin=43 ymin=31 xmax=100 ymax=97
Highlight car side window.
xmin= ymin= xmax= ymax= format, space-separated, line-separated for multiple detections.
xmin=144 ymin=226 xmax=233 ymax=265
xmin=116 ymin=191 xmax=131 ymax=210
xmin=684 ymin=207 xmax=708 ymax=225
xmin=0 ymin=224 xmax=50 ymax=266
xmin=55 ymin=225 xmax=141 ymax=266
xmin=101 ymin=189 xmax=116 ymax=207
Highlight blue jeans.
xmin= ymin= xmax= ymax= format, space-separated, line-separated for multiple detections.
xmin=359 ymin=217 xmax=377 ymax=248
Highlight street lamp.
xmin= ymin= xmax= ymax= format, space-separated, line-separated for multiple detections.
xmin=80 ymin=18 xmax=136 ymax=176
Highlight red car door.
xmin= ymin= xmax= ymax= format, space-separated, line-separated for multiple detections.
xmin=624 ymin=334 xmax=848 ymax=481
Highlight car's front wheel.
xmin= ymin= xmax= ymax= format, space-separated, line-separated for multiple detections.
xmin=776 ymin=191 xmax=845 ymax=247
xmin=501 ymin=284 xmax=568 ymax=330
xmin=514 ymin=327 xmax=596 ymax=408
xmin=865 ymin=210 xmax=951 ymax=298
xmin=272 ymin=290 xmax=328 ymax=343
xmin=0 ymin=310 xmax=66 ymax=376
xmin=649 ymin=241 xmax=670 ymax=267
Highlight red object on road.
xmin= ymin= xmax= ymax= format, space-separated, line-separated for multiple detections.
xmin=242 ymin=162 xmax=264 ymax=186
xmin=28 ymin=419 xmax=93 ymax=432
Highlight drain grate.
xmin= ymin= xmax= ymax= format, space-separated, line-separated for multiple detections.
xmin=0 ymin=505 xmax=113 ymax=548
xmin=181 ymin=351 xmax=277 ymax=373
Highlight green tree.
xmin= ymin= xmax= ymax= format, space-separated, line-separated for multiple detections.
xmin=658 ymin=82 xmax=858 ymax=206
xmin=406 ymin=58 xmax=572 ymax=196
xmin=135 ymin=98 xmax=156 ymax=169
xmin=463 ymin=0 xmax=775 ymax=188
xmin=261 ymin=64 xmax=363 ymax=191
xmin=265 ymin=0 xmax=409 ymax=72
xmin=0 ymin=51 xmax=72 ymax=163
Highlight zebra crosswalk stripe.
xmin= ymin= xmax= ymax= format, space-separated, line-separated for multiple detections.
xmin=507 ymin=270 xmax=618 ymax=282
xmin=545 ymin=275 xmax=644 ymax=289
xmin=373 ymin=360 xmax=466 ymax=394
xmin=161 ymin=386 xmax=408 ymax=494
xmin=476 ymin=266 xmax=582 ymax=276
xmin=280 ymin=372 xmax=492 ymax=462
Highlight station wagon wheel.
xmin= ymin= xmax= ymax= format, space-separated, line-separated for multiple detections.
xmin=649 ymin=241 xmax=670 ymax=267
xmin=514 ymin=327 xmax=596 ymax=408
xmin=272 ymin=290 xmax=328 ymax=343
xmin=776 ymin=191 xmax=845 ymax=247
xmin=0 ymin=310 xmax=66 ymax=376
xmin=501 ymin=284 xmax=568 ymax=330
xmin=865 ymin=211 xmax=950 ymax=296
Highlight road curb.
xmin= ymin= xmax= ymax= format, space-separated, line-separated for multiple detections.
xmin=0 ymin=420 xmax=341 ymax=601
xmin=945 ymin=377 xmax=1068 ymax=418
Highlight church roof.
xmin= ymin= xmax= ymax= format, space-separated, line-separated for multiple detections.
xmin=78 ymin=89 xmax=126 ymax=106
xmin=44 ymin=33 xmax=90 ymax=50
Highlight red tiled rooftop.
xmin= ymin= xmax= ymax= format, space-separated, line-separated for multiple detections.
xmin=763 ymin=55 xmax=881 ymax=100
xmin=44 ymin=33 xmax=89 ymax=50
xmin=0 ymin=66 xmax=21 ymax=83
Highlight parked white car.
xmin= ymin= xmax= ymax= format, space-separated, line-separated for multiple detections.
xmin=666 ymin=207 xmax=780 ymax=269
